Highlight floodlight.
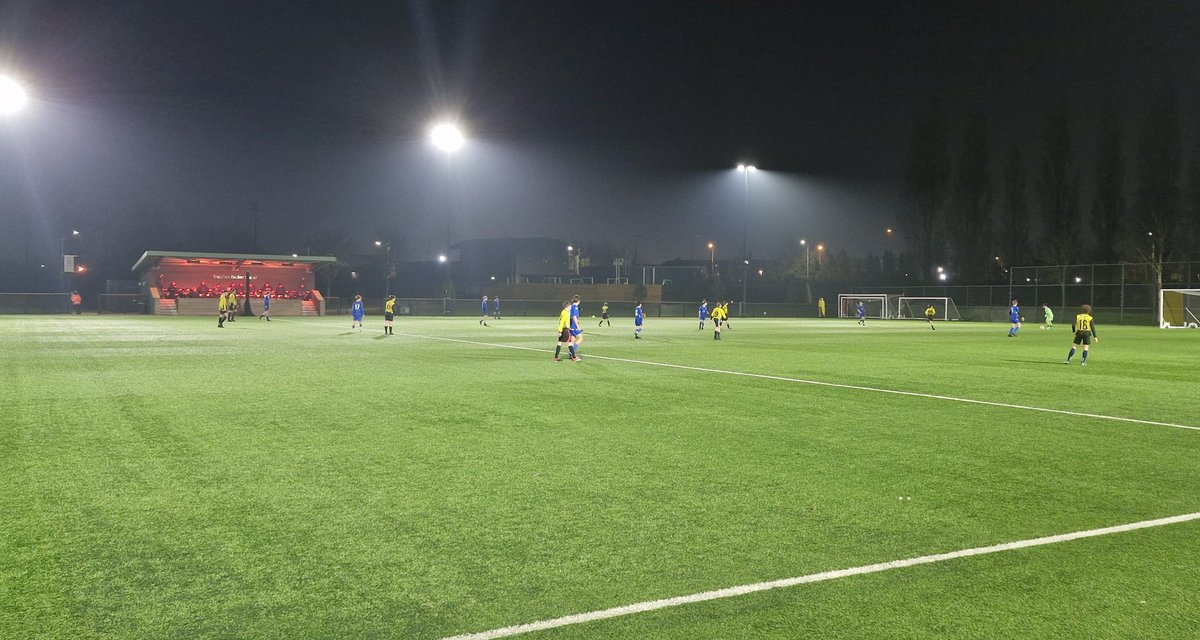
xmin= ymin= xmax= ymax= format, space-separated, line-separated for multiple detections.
xmin=430 ymin=122 xmax=465 ymax=152
xmin=0 ymin=76 xmax=27 ymax=115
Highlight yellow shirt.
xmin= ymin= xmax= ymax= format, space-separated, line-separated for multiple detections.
xmin=1073 ymin=313 xmax=1094 ymax=334
xmin=218 ymin=296 xmax=227 ymax=311
xmin=925 ymin=306 xmax=936 ymax=318
xmin=711 ymin=306 xmax=726 ymax=321
xmin=385 ymin=299 xmax=395 ymax=314
xmin=557 ymin=308 xmax=571 ymax=331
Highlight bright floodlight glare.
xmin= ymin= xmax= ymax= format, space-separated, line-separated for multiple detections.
xmin=567 ymin=245 xmax=574 ymax=252
xmin=72 ymin=229 xmax=80 ymax=236
xmin=438 ymin=254 xmax=448 ymax=263
xmin=747 ymin=165 xmax=757 ymax=172
xmin=430 ymin=122 xmax=465 ymax=152
xmin=374 ymin=240 xmax=382 ymax=246
xmin=737 ymin=164 xmax=745 ymax=171
xmin=292 ymin=253 xmax=298 ymax=257
xmin=938 ymin=273 xmax=947 ymax=281
xmin=937 ymin=266 xmax=945 ymax=273
xmin=800 ymin=239 xmax=806 ymax=245
xmin=0 ymin=76 xmax=28 ymax=115
xmin=1075 ymin=277 xmax=1083 ymax=283
xmin=707 ymin=242 xmax=714 ymax=249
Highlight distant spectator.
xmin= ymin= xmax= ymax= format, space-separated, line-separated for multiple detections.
xmin=70 ymin=291 xmax=82 ymax=315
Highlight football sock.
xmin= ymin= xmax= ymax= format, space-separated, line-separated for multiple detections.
xmin=568 ymin=345 xmax=576 ymax=357
xmin=1067 ymin=348 xmax=1076 ymax=361
xmin=555 ymin=344 xmax=561 ymax=358
xmin=1082 ymin=350 xmax=1089 ymax=363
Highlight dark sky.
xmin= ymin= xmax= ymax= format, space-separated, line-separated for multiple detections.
xmin=1 ymin=0 xmax=1198 ymax=271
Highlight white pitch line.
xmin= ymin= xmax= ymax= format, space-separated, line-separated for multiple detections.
xmin=386 ymin=331 xmax=1200 ymax=432
xmin=440 ymin=511 xmax=1200 ymax=640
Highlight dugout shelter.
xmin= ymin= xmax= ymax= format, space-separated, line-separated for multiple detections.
xmin=132 ymin=251 xmax=337 ymax=316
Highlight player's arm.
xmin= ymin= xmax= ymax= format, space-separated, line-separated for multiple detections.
xmin=1091 ymin=321 xmax=1097 ymax=340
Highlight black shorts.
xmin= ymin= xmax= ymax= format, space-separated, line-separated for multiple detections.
xmin=384 ymin=312 xmax=394 ymax=321
xmin=1074 ymin=331 xmax=1092 ymax=345
xmin=713 ymin=318 xmax=721 ymax=327
xmin=559 ymin=328 xmax=571 ymax=342
xmin=601 ymin=313 xmax=609 ymax=319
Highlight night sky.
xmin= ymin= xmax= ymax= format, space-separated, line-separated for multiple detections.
xmin=1 ymin=1 xmax=1198 ymax=275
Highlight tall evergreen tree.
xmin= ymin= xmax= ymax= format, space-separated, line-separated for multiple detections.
xmin=1035 ymin=107 xmax=1080 ymax=263
xmin=1092 ymin=106 xmax=1125 ymax=262
xmin=949 ymin=112 xmax=993 ymax=281
xmin=903 ymin=99 xmax=951 ymax=281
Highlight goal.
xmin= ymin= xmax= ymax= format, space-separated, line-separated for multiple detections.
xmin=1160 ymin=289 xmax=1200 ymax=328
xmin=837 ymin=294 xmax=898 ymax=319
xmin=896 ymin=296 xmax=962 ymax=321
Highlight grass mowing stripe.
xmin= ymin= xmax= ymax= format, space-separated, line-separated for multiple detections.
xmin=376 ymin=329 xmax=1200 ymax=433
xmin=438 ymin=511 xmax=1200 ymax=640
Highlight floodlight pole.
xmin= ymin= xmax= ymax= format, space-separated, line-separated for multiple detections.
xmin=243 ymin=271 xmax=252 ymax=315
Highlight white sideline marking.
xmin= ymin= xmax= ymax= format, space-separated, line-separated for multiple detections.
xmin=440 ymin=511 xmax=1200 ymax=640
xmin=386 ymin=331 xmax=1200 ymax=432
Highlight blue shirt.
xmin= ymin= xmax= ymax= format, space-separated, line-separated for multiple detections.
xmin=570 ymin=303 xmax=580 ymax=330
xmin=1010 ymin=305 xmax=1021 ymax=322
xmin=262 ymin=294 xmax=270 ymax=309
xmin=699 ymin=303 xmax=707 ymax=318
xmin=351 ymin=301 xmax=364 ymax=318
xmin=481 ymin=299 xmax=489 ymax=313
xmin=635 ymin=306 xmax=644 ymax=324
xmin=493 ymin=298 xmax=500 ymax=309
xmin=857 ymin=304 xmax=865 ymax=318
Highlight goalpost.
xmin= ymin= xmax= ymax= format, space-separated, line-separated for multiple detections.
xmin=1159 ymin=289 xmax=1200 ymax=328
xmin=837 ymin=294 xmax=898 ymax=319
xmin=896 ymin=296 xmax=962 ymax=321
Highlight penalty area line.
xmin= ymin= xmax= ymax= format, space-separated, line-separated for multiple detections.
xmin=438 ymin=511 xmax=1200 ymax=640
xmin=388 ymin=331 xmax=1200 ymax=433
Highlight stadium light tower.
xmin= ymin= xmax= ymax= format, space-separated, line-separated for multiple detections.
xmin=707 ymin=241 xmax=715 ymax=267
xmin=0 ymin=75 xmax=28 ymax=115
xmin=430 ymin=120 xmax=466 ymax=299
xmin=800 ymin=239 xmax=809 ymax=279
xmin=736 ymin=164 xmax=757 ymax=316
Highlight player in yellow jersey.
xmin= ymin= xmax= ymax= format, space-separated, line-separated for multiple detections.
xmin=554 ymin=300 xmax=577 ymax=361
xmin=1064 ymin=304 xmax=1098 ymax=366
xmin=710 ymin=301 xmax=726 ymax=340
xmin=217 ymin=290 xmax=228 ymax=328
xmin=924 ymin=304 xmax=937 ymax=330
xmin=226 ymin=289 xmax=238 ymax=322
xmin=384 ymin=295 xmax=396 ymax=335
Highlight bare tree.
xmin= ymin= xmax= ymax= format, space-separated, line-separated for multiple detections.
xmin=903 ymin=99 xmax=951 ymax=281
xmin=950 ymin=112 xmax=993 ymax=281
xmin=1035 ymin=107 xmax=1080 ymax=263
xmin=1001 ymin=143 xmax=1031 ymax=267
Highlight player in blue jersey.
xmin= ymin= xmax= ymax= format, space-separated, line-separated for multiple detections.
xmin=479 ymin=296 xmax=490 ymax=326
xmin=634 ymin=302 xmax=645 ymax=339
xmin=1008 ymin=299 xmax=1021 ymax=337
xmin=569 ymin=294 xmax=583 ymax=357
xmin=698 ymin=299 xmax=708 ymax=330
xmin=351 ymin=294 xmax=365 ymax=330
xmin=492 ymin=296 xmax=501 ymax=319
xmin=856 ymin=301 xmax=866 ymax=326
xmin=258 ymin=290 xmax=271 ymax=321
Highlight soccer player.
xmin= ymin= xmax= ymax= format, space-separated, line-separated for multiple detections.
xmin=384 ymin=295 xmax=396 ymax=335
xmin=856 ymin=301 xmax=866 ymax=326
xmin=599 ymin=302 xmax=610 ymax=327
xmin=226 ymin=290 xmax=238 ymax=322
xmin=1008 ymin=299 xmax=1021 ymax=337
xmin=1042 ymin=303 xmax=1055 ymax=330
xmin=698 ymin=299 xmax=708 ymax=330
xmin=1065 ymin=304 xmax=1098 ymax=366
xmin=711 ymin=300 xmax=725 ymax=340
xmin=217 ymin=290 xmax=228 ymax=328
xmin=722 ymin=301 xmax=732 ymax=329
xmin=634 ymin=302 xmax=645 ymax=339
xmin=569 ymin=295 xmax=583 ymax=357
xmin=924 ymin=304 xmax=937 ymax=330
xmin=492 ymin=296 xmax=501 ymax=319
xmin=554 ymin=300 xmax=574 ymax=361
xmin=479 ymin=296 xmax=490 ymax=326
xmin=70 ymin=291 xmax=82 ymax=315
xmin=351 ymin=295 xmax=365 ymax=330
xmin=258 ymin=290 xmax=271 ymax=321
xmin=818 ymin=297 xmax=826 ymax=318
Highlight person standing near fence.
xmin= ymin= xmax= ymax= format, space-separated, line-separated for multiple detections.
xmin=818 ymin=297 xmax=826 ymax=318
xmin=698 ymin=299 xmax=708 ymax=330
xmin=384 ymin=295 xmax=396 ymax=335
xmin=70 ymin=291 xmax=82 ymax=315
xmin=258 ymin=291 xmax=271 ymax=321
xmin=492 ymin=296 xmax=501 ymax=319
xmin=226 ymin=289 xmax=238 ymax=322
xmin=634 ymin=302 xmax=645 ymax=339
xmin=599 ymin=302 xmax=610 ymax=327
xmin=1042 ymin=303 xmax=1055 ymax=330
xmin=217 ymin=292 xmax=228 ymax=328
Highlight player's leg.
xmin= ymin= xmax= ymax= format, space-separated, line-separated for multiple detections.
xmin=1065 ymin=338 xmax=1079 ymax=363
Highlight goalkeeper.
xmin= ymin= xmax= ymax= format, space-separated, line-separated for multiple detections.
xmin=1042 ymin=303 xmax=1055 ymax=329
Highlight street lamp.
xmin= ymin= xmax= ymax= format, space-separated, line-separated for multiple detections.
xmin=375 ymin=240 xmax=393 ymax=298
xmin=707 ymin=242 xmax=715 ymax=267
xmin=0 ymin=75 xmax=28 ymax=115
xmin=736 ymin=164 xmax=757 ymax=316
xmin=799 ymin=239 xmax=809 ymax=279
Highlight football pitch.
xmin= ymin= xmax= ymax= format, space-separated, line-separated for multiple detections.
xmin=3 ymin=313 xmax=1198 ymax=639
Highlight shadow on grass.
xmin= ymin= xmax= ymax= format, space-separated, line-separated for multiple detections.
xmin=1004 ymin=359 xmax=1069 ymax=366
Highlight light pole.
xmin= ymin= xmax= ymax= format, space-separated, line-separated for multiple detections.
xmin=375 ymin=240 xmax=392 ymax=300
xmin=707 ymin=242 xmax=715 ymax=267
xmin=736 ymin=164 xmax=756 ymax=316
xmin=799 ymin=239 xmax=809 ymax=279
xmin=431 ymin=121 xmax=465 ymax=299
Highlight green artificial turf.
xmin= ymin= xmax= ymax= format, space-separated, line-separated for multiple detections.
xmin=2 ymin=314 xmax=1197 ymax=639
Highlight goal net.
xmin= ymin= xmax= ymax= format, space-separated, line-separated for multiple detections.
xmin=896 ymin=296 xmax=962 ymax=321
xmin=1160 ymin=289 xmax=1200 ymax=328
xmin=838 ymin=294 xmax=898 ymax=319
